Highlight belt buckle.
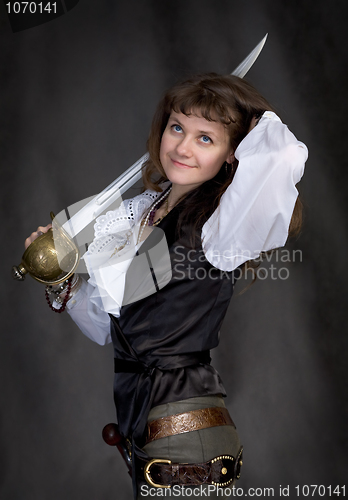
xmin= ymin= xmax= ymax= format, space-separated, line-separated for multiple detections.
xmin=144 ymin=458 xmax=172 ymax=488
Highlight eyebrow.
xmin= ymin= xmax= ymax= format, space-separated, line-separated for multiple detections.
xmin=168 ymin=116 xmax=219 ymax=139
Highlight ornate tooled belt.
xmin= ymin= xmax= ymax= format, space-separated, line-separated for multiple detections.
xmin=146 ymin=407 xmax=235 ymax=443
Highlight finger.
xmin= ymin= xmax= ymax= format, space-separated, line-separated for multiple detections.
xmin=247 ymin=116 xmax=258 ymax=133
xmin=24 ymin=233 xmax=38 ymax=249
xmin=24 ymin=225 xmax=51 ymax=249
xmin=37 ymin=225 xmax=51 ymax=234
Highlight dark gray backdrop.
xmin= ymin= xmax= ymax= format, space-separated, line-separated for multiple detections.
xmin=1 ymin=1 xmax=347 ymax=499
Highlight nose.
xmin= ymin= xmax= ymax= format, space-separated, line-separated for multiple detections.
xmin=175 ymin=135 xmax=192 ymax=157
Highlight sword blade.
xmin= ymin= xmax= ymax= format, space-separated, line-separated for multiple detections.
xmin=231 ymin=33 xmax=268 ymax=78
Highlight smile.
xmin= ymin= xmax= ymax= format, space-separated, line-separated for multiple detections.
xmin=170 ymin=158 xmax=196 ymax=169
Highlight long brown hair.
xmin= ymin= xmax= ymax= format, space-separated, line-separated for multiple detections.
xmin=143 ymin=73 xmax=303 ymax=274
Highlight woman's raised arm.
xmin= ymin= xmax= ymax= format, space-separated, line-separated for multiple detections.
xmin=201 ymin=111 xmax=308 ymax=271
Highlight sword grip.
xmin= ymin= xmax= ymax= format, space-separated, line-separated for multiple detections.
xmin=102 ymin=423 xmax=133 ymax=477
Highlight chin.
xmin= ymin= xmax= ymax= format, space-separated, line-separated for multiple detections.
xmin=164 ymin=169 xmax=196 ymax=185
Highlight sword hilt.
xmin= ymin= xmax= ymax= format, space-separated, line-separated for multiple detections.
xmin=102 ymin=423 xmax=133 ymax=477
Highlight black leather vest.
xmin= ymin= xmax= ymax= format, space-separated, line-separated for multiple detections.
xmin=110 ymin=202 xmax=240 ymax=441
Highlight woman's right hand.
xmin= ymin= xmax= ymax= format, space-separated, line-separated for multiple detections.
xmin=24 ymin=224 xmax=52 ymax=250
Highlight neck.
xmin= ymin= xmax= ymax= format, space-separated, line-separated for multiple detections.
xmin=167 ymin=183 xmax=194 ymax=210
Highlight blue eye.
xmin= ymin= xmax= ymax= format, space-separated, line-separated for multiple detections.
xmin=201 ymin=135 xmax=212 ymax=143
xmin=172 ymin=124 xmax=182 ymax=133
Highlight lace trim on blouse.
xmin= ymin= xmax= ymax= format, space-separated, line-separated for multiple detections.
xmin=87 ymin=189 xmax=160 ymax=255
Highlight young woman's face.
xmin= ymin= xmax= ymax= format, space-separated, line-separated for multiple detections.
xmin=159 ymin=111 xmax=234 ymax=191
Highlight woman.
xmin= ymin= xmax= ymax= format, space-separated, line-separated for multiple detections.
xmin=26 ymin=74 xmax=307 ymax=499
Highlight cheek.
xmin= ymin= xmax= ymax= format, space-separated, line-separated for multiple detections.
xmin=160 ymin=132 xmax=176 ymax=167
xmin=159 ymin=139 xmax=172 ymax=173
xmin=159 ymin=142 xmax=166 ymax=166
xmin=159 ymin=134 xmax=169 ymax=159
xmin=200 ymin=153 xmax=224 ymax=176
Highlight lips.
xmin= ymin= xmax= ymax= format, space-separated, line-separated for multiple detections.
xmin=170 ymin=157 xmax=196 ymax=169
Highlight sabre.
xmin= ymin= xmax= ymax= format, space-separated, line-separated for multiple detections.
xmin=62 ymin=34 xmax=268 ymax=239
xmin=12 ymin=35 xmax=268 ymax=284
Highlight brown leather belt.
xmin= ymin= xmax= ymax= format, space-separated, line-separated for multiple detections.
xmin=147 ymin=407 xmax=235 ymax=444
xmin=143 ymin=447 xmax=243 ymax=488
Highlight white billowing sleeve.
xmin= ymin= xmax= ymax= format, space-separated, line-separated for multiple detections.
xmin=201 ymin=111 xmax=308 ymax=271
xmin=66 ymin=278 xmax=112 ymax=345
xmin=64 ymin=189 xmax=161 ymax=344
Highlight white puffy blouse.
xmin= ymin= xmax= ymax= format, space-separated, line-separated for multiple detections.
xmin=65 ymin=111 xmax=308 ymax=345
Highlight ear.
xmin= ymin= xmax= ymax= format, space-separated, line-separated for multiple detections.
xmin=225 ymin=151 xmax=235 ymax=165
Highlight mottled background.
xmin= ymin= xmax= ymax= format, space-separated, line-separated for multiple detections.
xmin=1 ymin=1 xmax=347 ymax=499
